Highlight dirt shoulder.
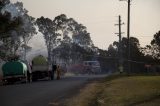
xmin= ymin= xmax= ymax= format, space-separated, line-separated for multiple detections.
xmin=49 ymin=77 xmax=106 ymax=106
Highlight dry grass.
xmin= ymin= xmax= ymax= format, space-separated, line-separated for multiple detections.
xmin=100 ymin=76 xmax=160 ymax=106
xmin=66 ymin=75 xmax=160 ymax=106
xmin=66 ymin=82 xmax=104 ymax=106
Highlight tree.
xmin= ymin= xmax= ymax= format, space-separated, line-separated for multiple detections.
xmin=0 ymin=0 xmax=10 ymax=10
xmin=141 ymin=31 xmax=160 ymax=60
xmin=36 ymin=14 xmax=95 ymax=64
xmin=108 ymin=37 xmax=148 ymax=73
xmin=52 ymin=14 xmax=94 ymax=63
xmin=53 ymin=14 xmax=93 ymax=48
xmin=151 ymin=31 xmax=160 ymax=58
xmin=72 ymin=24 xmax=93 ymax=48
xmin=0 ymin=1 xmax=36 ymax=60
xmin=36 ymin=17 xmax=58 ymax=64
xmin=53 ymin=14 xmax=70 ymax=44
xmin=112 ymin=37 xmax=144 ymax=61
xmin=107 ymin=44 xmax=118 ymax=57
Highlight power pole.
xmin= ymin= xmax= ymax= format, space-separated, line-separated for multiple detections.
xmin=127 ymin=0 xmax=131 ymax=74
xmin=119 ymin=0 xmax=131 ymax=74
xmin=115 ymin=15 xmax=124 ymax=73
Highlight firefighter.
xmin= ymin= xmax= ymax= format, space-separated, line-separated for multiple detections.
xmin=56 ymin=65 xmax=61 ymax=80
xmin=51 ymin=64 xmax=57 ymax=80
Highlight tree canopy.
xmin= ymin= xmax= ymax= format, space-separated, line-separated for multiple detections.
xmin=0 ymin=1 xmax=36 ymax=61
xmin=36 ymin=14 xmax=94 ymax=64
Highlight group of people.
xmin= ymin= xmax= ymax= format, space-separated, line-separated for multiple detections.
xmin=51 ymin=64 xmax=61 ymax=80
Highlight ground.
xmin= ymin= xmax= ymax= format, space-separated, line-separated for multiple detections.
xmin=1 ymin=74 xmax=160 ymax=106
xmin=0 ymin=74 xmax=107 ymax=106
xmin=66 ymin=75 xmax=160 ymax=106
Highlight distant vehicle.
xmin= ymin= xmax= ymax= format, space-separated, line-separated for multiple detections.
xmin=31 ymin=55 xmax=52 ymax=81
xmin=83 ymin=61 xmax=101 ymax=74
xmin=68 ymin=61 xmax=101 ymax=74
xmin=2 ymin=60 xmax=29 ymax=84
xmin=68 ymin=63 xmax=84 ymax=74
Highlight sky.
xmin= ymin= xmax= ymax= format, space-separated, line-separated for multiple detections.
xmin=11 ymin=0 xmax=160 ymax=50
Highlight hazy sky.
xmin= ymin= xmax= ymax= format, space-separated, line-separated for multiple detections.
xmin=11 ymin=0 xmax=160 ymax=50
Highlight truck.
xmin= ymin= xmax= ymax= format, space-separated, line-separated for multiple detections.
xmin=83 ymin=61 xmax=101 ymax=74
xmin=31 ymin=55 xmax=52 ymax=81
xmin=68 ymin=61 xmax=101 ymax=75
xmin=2 ymin=61 xmax=29 ymax=84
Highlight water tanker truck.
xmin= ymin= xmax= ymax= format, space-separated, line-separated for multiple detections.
xmin=2 ymin=61 xmax=29 ymax=84
xmin=31 ymin=55 xmax=52 ymax=81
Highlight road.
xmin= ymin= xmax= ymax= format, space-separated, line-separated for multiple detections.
xmin=0 ymin=74 xmax=107 ymax=106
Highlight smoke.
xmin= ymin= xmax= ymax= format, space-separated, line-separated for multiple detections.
xmin=1 ymin=3 xmax=22 ymax=20
xmin=0 ymin=41 xmax=3 ymax=46
xmin=0 ymin=2 xmax=39 ymax=61
xmin=26 ymin=31 xmax=48 ymax=61
xmin=11 ymin=30 xmax=18 ymax=40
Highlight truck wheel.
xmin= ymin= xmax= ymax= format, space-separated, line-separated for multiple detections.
xmin=2 ymin=81 xmax=7 ymax=86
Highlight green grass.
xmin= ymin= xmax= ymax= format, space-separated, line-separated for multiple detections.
xmin=66 ymin=75 xmax=160 ymax=106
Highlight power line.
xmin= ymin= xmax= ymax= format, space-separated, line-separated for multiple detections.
xmin=81 ymin=54 xmax=146 ymax=65
xmin=132 ymin=36 xmax=153 ymax=37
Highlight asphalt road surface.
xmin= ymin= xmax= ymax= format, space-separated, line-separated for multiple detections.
xmin=0 ymin=74 xmax=107 ymax=106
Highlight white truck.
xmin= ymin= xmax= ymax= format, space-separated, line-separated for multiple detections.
xmin=31 ymin=55 xmax=52 ymax=81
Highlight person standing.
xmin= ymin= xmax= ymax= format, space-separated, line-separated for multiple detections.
xmin=56 ymin=65 xmax=61 ymax=80
xmin=51 ymin=64 xmax=57 ymax=80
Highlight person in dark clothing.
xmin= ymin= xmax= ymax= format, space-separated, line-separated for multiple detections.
xmin=56 ymin=65 xmax=61 ymax=80
xmin=51 ymin=64 xmax=57 ymax=80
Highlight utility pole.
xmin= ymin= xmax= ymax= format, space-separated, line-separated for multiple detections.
xmin=119 ymin=0 xmax=131 ymax=74
xmin=115 ymin=15 xmax=124 ymax=73
xmin=127 ymin=0 xmax=131 ymax=74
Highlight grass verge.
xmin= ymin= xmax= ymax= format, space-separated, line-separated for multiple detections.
xmin=66 ymin=75 xmax=160 ymax=106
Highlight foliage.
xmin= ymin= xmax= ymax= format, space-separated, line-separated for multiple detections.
xmin=151 ymin=31 xmax=160 ymax=46
xmin=53 ymin=14 xmax=94 ymax=64
xmin=105 ymin=37 xmax=159 ymax=73
xmin=36 ymin=16 xmax=57 ymax=63
xmin=141 ymin=31 xmax=160 ymax=64
xmin=37 ymin=14 xmax=94 ymax=64
xmin=0 ymin=1 xmax=36 ymax=61
xmin=150 ymin=31 xmax=160 ymax=58
xmin=53 ymin=14 xmax=93 ymax=47
xmin=52 ymin=42 xmax=95 ymax=65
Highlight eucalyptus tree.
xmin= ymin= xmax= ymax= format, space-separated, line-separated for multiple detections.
xmin=36 ymin=17 xmax=58 ymax=64
xmin=52 ymin=14 xmax=94 ymax=63
xmin=0 ymin=0 xmax=10 ymax=10
xmin=140 ymin=31 xmax=160 ymax=59
xmin=150 ymin=31 xmax=160 ymax=59
xmin=0 ymin=1 xmax=36 ymax=60
xmin=53 ymin=14 xmax=72 ymax=44
xmin=53 ymin=14 xmax=93 ymax=47
xmin=72 ymin=23 xmax=93 ymax=48
xmin=11 ymin=2 xmax=36 ymax=59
